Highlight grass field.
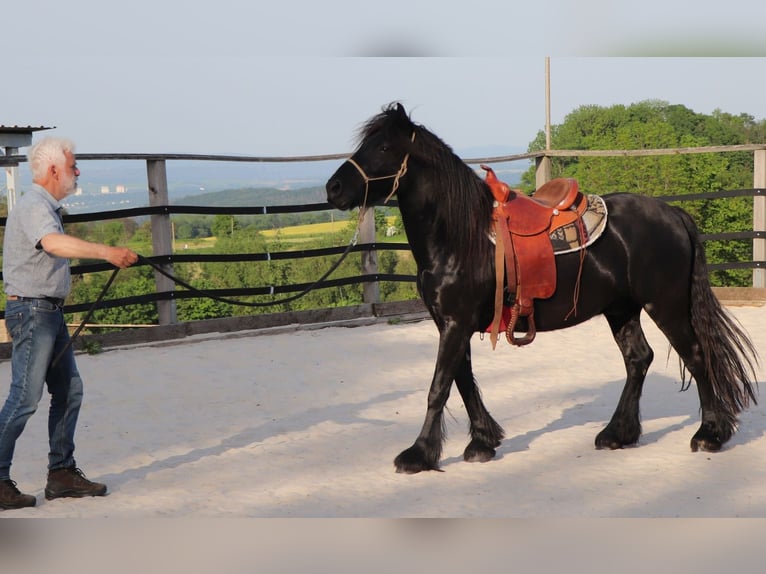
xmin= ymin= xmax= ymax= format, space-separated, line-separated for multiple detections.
xmin=260 ymin=220 xmax=351 ymax=238
xmin=152 ymin=217 xmax=402 ymax=252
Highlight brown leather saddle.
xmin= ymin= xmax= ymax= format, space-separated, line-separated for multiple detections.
xmin=482 ymin=165 xmax=588 ymax=348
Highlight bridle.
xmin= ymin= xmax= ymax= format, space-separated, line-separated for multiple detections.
xmin=344 ymin=132 xmax=415 ymax=209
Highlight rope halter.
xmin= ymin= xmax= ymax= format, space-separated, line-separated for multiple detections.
xmin=344 ymin=132 xmax=416 ymax=216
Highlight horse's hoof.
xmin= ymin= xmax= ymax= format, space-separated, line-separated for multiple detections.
xmin=690 ymin=433 xmax=723 ymax=453
xmin=690 ymin=421 xmax=730 ymax=452
xmin=690 ymin=438 xmax=722 ymax=452
xmin=595 ymin=424 xmax=639 ymax=450
xmin=394 ymin=446 xmax=441 ymax=474
xmin=463 ymin=439 xmax=497 ymax=463
xmin=595 ymin=431 xmax=628 ymax=450
xmin=595 ymin=439 xmax=623 ymax=450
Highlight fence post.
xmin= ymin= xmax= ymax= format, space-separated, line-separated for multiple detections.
xmin=146 ymin=159 xmax=178 ymax=324
xmin=3 ymin=147 xmax=19 ymax=211
xmin=535 ymin=154 xmax=551 ymax=189
xmin=360 ymin=207 xmax=380 ymax=304
xmin=754 ymin=149 xmax=766 ymax=288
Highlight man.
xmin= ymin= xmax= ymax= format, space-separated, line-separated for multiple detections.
xmin=0 ymin=137 xmax=138 ymax=510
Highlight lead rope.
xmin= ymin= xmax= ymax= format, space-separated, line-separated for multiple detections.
xmin=51 ymin=266 xmax=120 ymax=368
xmin=51 ymin=225 xmax=363 ymax=365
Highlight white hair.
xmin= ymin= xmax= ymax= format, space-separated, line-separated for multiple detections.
xmin=27 ymin=136 xmax=76 ymax=181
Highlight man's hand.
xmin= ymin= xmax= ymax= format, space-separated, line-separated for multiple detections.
xmin=106 ymin=247 xmax=139 ymax=269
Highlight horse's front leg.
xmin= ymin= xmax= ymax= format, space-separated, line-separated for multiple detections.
xmin=454 ymin=341 xmax=505 ymax=462
xmin=394 ymin=324 xmax=469 ymax=473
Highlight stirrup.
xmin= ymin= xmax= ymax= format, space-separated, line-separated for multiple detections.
xmin=506 ymin=304 xmax=537 ymax=346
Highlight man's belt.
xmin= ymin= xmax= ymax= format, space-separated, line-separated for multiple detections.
xmin=6 ymin=295 xmax=65 ymax=308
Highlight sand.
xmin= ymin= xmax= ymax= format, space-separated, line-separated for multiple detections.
xmin=2 ymin=305 xmax=765 ymax=519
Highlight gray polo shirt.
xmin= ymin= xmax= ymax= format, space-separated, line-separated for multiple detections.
xmin=3 ymin=184 xmax=71 ymax=299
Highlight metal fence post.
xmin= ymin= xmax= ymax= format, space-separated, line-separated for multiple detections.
xmin=146 ymin=159 xmax=178 ymax=324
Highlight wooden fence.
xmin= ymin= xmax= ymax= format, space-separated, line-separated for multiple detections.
xmin=1 ymin=144 xmax=765 ymax=328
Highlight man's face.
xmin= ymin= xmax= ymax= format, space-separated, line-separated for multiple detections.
xmin=56 ymin=151 xmax=80 ymax=198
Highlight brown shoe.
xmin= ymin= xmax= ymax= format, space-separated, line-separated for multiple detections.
xmin=45 ymin=467 xmax=107 ymax=500
xmin=0 ymin=479 xmax=37 ymax=510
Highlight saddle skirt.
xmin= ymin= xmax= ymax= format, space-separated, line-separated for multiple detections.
xmin=481 ymin=166 xmax=608 ymax=347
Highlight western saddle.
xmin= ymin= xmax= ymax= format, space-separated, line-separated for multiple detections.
xmin=482 ymin=165 xmax=587 ymax=348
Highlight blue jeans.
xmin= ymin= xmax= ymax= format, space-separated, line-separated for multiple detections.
xmin=0 ymin=299 xmax=83 ymax=480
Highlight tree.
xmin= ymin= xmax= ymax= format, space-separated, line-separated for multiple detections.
xmin=67 ymin=266 xmax=158 ymax=328
xmin=374 ymin=209 xmax=388 ymax=234
xmin=212 ymin=215 xmax=239 ymax=238
xmin=521 ymin=100 xmax=761 ymax=286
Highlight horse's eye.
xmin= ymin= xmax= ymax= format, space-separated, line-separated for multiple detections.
xmin=380 ymin=145 xmax=389 ymax=153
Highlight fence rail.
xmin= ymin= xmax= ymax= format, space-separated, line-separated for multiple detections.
xmin=1 ymin=144 xmax=765 ymax=325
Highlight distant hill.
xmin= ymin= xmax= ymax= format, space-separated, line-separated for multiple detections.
xmin=175 ymin=186 xmax=329 ymax=207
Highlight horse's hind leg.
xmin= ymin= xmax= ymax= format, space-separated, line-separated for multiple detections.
xmin=645 ymin=309 xmax=737 ymax=452
xmin=596 ymin=307 xmax=654 ymax=449
xmin=454 ymin=343 xmax=505 ymax=462
xmin=687 ymin=362 xmax=734 ymax=452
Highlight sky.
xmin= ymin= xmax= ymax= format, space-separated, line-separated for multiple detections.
xmin=2 ymin=1 xmax=766 ymax=158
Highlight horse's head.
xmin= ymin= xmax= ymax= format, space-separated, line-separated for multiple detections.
xmin=326 ymin=102 xmax=417 ymax=211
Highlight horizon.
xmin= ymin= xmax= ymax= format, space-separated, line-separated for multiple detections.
xmin=3 ymin=145 xmax=531 ymax=214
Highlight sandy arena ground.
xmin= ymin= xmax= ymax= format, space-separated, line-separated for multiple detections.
xmin=0 ymin=304 xmax=764 ymax=519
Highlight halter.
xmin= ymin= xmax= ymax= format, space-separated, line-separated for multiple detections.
xmin=345 ymin=132 xmax=415 ymax=209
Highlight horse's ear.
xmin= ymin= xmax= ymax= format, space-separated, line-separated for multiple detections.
xmin=395 ymin=102 xmax=408 ymax=118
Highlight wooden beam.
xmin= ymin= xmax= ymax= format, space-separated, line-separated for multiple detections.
xmin=360 ymin=208 xmax=380 ymax=304
xmin=754 ymin=149 xmax=765 ymax=288
xmin=535 ymin=155 xmax=551 ymax=189
xmin=146 ymin=159 xmax=178 ymax=324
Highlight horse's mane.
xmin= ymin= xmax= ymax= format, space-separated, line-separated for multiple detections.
xmin=357 ymin=104 xmax=495 ymax=272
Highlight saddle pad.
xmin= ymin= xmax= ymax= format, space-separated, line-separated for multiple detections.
xmin=549 ymin=194 xmax=608 ymax=254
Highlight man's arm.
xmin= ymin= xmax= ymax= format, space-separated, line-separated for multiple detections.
xmin=39 ymin=233 xmax=139 ymax=269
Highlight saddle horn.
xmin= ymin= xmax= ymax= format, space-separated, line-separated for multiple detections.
xmin=481 ymin=165 xmax=512 ymax=203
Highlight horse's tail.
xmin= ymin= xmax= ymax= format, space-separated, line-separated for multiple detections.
xmin=680 ymin=208 xmax=759 ymax=420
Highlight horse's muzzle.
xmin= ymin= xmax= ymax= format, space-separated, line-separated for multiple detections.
xmin=325 ymin=178 xmax=351 ymax=210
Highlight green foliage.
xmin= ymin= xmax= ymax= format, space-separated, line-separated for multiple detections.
xmin=374 ymin=209 xmax=388 ymax=233
xmin=699 ymin=196 xmax=754 ymax=287
xmin=82 ymin=340 xmax=103 ymax=355
xmin=380 ymin=251 xmax=418 ymax=302
xmin=212 ymin=215 xmax=239 ymax=238
xmin=173 ymin=216 xmax=212 ymax=240
xmin=67 ymin=266 xmax=159 ymax=328
xmin=176 ymin=278 xmax=234 ymax=321
xmin=66 ymin=219 xmax=138 ymax=247
xmin=522 ymin=100 xmax=765 ymax=286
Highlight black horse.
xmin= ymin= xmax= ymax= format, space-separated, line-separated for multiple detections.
xmin=325 ymin=102 xmax=759 ymax=474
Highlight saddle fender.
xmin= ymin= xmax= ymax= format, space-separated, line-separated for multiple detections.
xmin=482 ymin=167 xmax=587 ymax=347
